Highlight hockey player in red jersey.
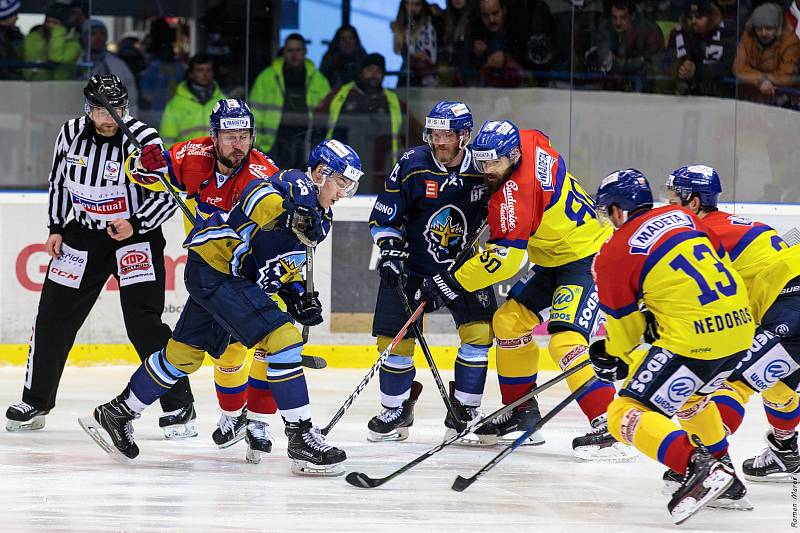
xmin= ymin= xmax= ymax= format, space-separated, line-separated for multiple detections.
xmin=128 ymin=98 xmax=281 ymax=454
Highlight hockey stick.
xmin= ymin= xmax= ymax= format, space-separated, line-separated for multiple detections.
xmin=95 ymin=90 xmax=194 ymax=223
xmin=451 ymin=377 xmax=596 ymax=492
xmin=396 ymin=285 xmax=462 ymax=426
xmin=321 ymin=301 xmax=425 ymax=436
xmin=302 ymin=245 xmax=314 ymax=343
xmin=97 ymin=91 xmax=328 ymax=370
xmin=321 ymin=220 xmax=489 ymax=436
xmin=345 ymin=359 xmax=591 ymax=488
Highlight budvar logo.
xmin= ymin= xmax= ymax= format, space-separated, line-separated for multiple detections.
xmin=175 ymin=142 xmax=214 ymax=160
xmin=120 ymin=251 xmax=150 ymax=274
xmin=628 ymin=210 xmax=694 ymax=255
xmin=500 ymin=180 xmax=518 ymax=233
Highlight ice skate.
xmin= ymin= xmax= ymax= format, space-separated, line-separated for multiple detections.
xmin=212 ymin=410 xmax=248 ymax=448
xmin=367 ymin=381 xmax=422 ymax=442
xmin=79 ymin=395 xmax=140 ymax=462
xmin=443 ymin=381 xmax=494 ymax=446
xmin=572 ymin=414 xmax=637 ymax=462
xmin=742 ymin=431 xmax=800 ymax=483
xmin=667 ymin=439 xmax=735 ymax=524
xmin=6 ymin=402 xmax=49 ymax=432
xmin=475 ymin=397 xmax=545 ymax=446
xmin=245 ymin=419 xmax=274 ymax=464
xmin=159 ymin=403 xmax=198 ymax=439
xmin=285 ymin=419 xmax=346 ymax=476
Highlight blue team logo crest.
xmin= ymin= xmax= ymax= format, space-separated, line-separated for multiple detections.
xmin=256 ymin=251 xmax=306 ymax=293
xmin=425 ymin=205 xmax=467 ymax=264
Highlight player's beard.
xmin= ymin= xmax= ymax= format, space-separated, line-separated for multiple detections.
xmin=483 ymin=168 xmax=513 ymax=194
xmin=218 ymin=149 xmax=246 ymax=169
xmin=433 ymin=144 xmax=460 ymax=166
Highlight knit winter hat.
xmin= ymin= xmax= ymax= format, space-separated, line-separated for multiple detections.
xmin=0 ymin=0 xmax=20 ymax=20
xmin=751 ymin=3 xmax=782 ymax=29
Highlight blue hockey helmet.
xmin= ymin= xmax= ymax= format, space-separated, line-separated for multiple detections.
xmin=595 ymin=168 xmax=654 ymax=225
xmin=470 ymin=120 xmax=521 ymax=174
xmin=308 ymin=139 xmax=364 ymax=198
xmin=666 ymin=165 xmax=722 ymax=209
xmin=423 ymin=101 xmax=474 ymax=148
xmin=209 ymin=98 xmax=255 ymax=141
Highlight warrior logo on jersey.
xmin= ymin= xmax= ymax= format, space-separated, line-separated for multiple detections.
xmin=425 ymin=205 xmax=467 ymax=264
xmin=256 ymin=250 xmax=306 ymax=293
xmin=728 ymin=215 xmax=754 ymax=226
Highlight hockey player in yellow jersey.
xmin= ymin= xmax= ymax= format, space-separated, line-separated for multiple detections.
xmin=414 ymin=120 xmax=632 ymax=460
xmin=591 ymin=168 xmax=752 ymax=524
xmin=665 ymin=165 xmax=800 ymax=484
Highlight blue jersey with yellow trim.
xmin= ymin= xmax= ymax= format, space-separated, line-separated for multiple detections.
xmin=593 ymin=205 xmax=754 ymax=361
xmin=369 ymin=145 xmax=487 ymax=276
xmin=184 ymin=169 xmax=331 ymax=293
xmin=702 ymin=210 xmax=800 ymax=322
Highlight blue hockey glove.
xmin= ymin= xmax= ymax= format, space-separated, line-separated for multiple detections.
xmin=414 ymin=270 xmax=465 ymax=312
xmin=279 ymin=282 xmax=323 ymax=327
xmin=276 ymin=201 xmax=324 ymax=246
xmin=589 ymin=339 xmax=629 ymax=382
xmin=377 ymin=238 xmax=409 ymax=288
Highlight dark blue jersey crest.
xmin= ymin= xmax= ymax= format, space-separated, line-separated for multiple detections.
xmin=369 ymin=145 xmax=487 ymax=276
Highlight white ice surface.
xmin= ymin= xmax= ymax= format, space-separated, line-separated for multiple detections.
xmin=0 ymin=366 xmax=795 ymax=533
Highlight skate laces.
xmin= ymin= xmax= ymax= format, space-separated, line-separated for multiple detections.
xmin=377 ymin=405 xmax=404 ymax=424
xmin=491 ymin=409 xmax=513 ymax=425
xmin=217 ymin=413 xmax=237 ymax=435
xmin=751 ymin=446 xmax=779 ymax=469
xmin=248 ymin=420 xmax=271 ymax=440
xmin=11 ymin=402 xmax=34 ymax=414
xmin=304 ymin=426 xmax=333 ymax=452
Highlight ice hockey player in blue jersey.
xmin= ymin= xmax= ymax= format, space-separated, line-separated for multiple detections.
xmin=79 ymin=140 xmax=363 ymax=476
xmin=367 ymin=101 xmax=497 ymax=443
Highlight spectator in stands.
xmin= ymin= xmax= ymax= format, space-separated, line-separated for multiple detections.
xmin=67 ymin=0 xmax=87 ymax=33
xmin=116 ymin=35 xmax=146 ymax=88
xmin=734 ymin=2 xmax=800 ymax=105
xmin=0 ymin=0 xmax=23 ymax=80
xmin=320 ymin=25 xmax=367 ymax=89
xmin=528 ymin=0 xmax=604 ymax=87
xmin=160 ymin=54 xmax=225 ymax=147
xmin=315 ymin=53 xmax=420 ymax=193
xmin=438 ymin=0 xmax=478 ymax=87
xmin=22 ymin=2 xmax=80 ymax=81
xmin=79 ymin=19 xmax=140 ymax=116
xmin=470 ymin=0 xmax=527 ymax=87
xmin=787 ymin=0 xmax=800 ymax=39
xmin=392 ymin=0 xmax=439 ymax=87
xmin=139 ymin=18 xmax=184 ymax=117
xmin=250 ymin=33 xmax=330 ymax=169
xmin=588 ymin=0 xmax=664 ymax=92
xmin=660 ymin=0 xmax=737 ymax=98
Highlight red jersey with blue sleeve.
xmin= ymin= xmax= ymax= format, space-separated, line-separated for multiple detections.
xmin=454 ymin=129 xmax=611 ymax=291
xmin=701 ymin=210 xmax=800 ymax=322
xmin=593 ymin=205 xmax=754 ymax=362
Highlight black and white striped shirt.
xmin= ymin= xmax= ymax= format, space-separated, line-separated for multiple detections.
xmin=48 ymin=116 xmax=177 ymax=234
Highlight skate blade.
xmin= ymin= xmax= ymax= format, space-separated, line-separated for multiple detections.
xmin=162 ymin=420 xmax=198 ymax=440
xmin=707 ymin=494 xmax=754 ymax=511
xmin=290 ymin=459 xmax=345 ymax=477
xmin=744 ymin=472 xmax=800 ymax=483
xmin=443 ymin=428 xmax=497 ymax=447
xmin=661 ymin=480 xmax=681 ymax=497
xmin=671 ymin=469 xmax=734 ymax=525
xmin=246 ymin=447 xmax=262 ymax=464
xmin=495 ymin=430 xmax=545 ymax=447
xmin=574 ymin=442 xmax=638 ymax=463
xmin=367 ymin=427 xmax=409 ymax=442
xmin=216 ymin=430 xmax=247 ymax=449
xmin=78 ymin=415 xmax=132 ymax=464
xmin=6 ymin=416 xmax=46 ymax=432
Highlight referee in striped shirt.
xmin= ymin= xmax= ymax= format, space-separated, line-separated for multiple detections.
xmin=5 ymin=75 xmax=196 ymax=438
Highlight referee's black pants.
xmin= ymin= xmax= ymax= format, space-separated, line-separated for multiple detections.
xmin=21 ymin=220 xmax=194 ymax=412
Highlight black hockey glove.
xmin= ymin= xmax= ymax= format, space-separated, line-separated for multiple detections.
xmin=414 ymin=270 xmax=465 ymax=312
xmin=377 ymin=238 xmax=409 ymax=288
xmin=279 ymin=282 xmax=323 ymax=327
xmin=589 ymin=339 xmax=629 ymax=383
xmin=641 ymin=307 xmax=659 ymax=345
xmin=276 ymin=201 xmax=324 ymax=247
